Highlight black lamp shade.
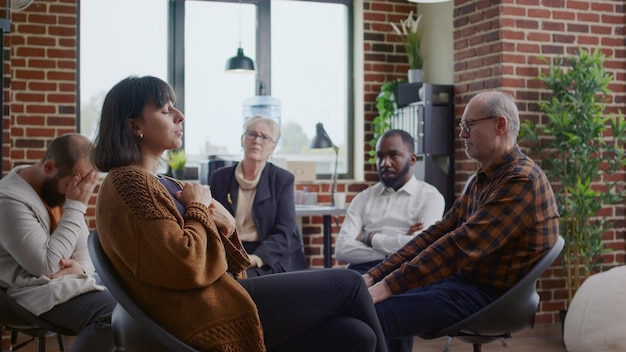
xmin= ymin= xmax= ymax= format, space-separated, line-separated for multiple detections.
xmin=225 ymin=47 xmax=255 ymax=73
xmin=310 ymin=123 xmax=335 ymax=149
xmin=309 ymin=122 xmax=339 ymax=206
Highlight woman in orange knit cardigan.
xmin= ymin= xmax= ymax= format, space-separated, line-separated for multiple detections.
xmin=91 ymin=75 xmax=387 ymax=352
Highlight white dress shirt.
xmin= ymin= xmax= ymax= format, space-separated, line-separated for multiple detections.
xmin=335 ymin=176 xmax=445 ymax=265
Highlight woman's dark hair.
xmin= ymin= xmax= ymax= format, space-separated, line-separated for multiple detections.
xmin=91 ymin=76 xmax=176 ymax=172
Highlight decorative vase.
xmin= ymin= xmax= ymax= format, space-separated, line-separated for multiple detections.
xmin=408 ymin=69 xmax=423 ymax=83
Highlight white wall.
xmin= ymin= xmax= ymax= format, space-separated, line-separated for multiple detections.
xmin=416 ymin=1 xmax=454 ymax=85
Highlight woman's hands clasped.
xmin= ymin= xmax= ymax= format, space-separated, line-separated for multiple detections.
xmin=176 ymin=182 xmax=212 ymax=207
xmin=209 ymin=200 xmax=236 ymax=237
xmin=174 ymin=183 xmax=236 ymax=237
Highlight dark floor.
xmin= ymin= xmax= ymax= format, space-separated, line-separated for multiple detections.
xmin=7 ymin=323 xmax=567 ymax=352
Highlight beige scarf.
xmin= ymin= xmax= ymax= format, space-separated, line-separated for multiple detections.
xmin=234 ymin=162 xmax=264 ymax=242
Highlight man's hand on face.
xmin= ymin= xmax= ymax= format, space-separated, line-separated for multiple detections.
xmin=65 ymin=168 xmax=99 ymax=205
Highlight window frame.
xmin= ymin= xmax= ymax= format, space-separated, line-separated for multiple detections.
xmin=169 ymin=0 xmax=354 ymax=180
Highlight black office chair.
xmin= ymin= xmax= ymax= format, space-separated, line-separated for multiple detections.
xmin=87 ymin=229 xmax=200 ymax=352
xmin=0 ymin=288 xmax=74 ymax=352
xmin=418 ymin=236 xmax=565 ymax=352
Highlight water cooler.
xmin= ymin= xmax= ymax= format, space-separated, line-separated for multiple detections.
xmin=242 ymin=95 xmax=282 ymax=152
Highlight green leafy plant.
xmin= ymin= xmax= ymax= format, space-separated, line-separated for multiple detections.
xmin=390 ymin=11 xmax=423 ymax=70
xmin=167 ymin=149 xmax=187 ymax=171
xmin=519 ymin=47 xmax=626 ymax=306
xmin=368 ymin=79 xmax=402 ymax=163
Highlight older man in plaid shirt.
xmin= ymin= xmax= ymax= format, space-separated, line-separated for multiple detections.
xmin=364 ymin=91 xmax=559 ymax=352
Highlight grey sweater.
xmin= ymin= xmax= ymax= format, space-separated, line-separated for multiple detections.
xmin=0 ymin=166 xmax=101 ymax=315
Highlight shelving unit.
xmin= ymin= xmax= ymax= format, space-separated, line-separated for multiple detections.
xmin=392 ymin=83 xmax=455 ymax=210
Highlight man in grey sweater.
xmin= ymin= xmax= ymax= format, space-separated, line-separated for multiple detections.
xmin=0 ymin=133 xmax=115 ymax=352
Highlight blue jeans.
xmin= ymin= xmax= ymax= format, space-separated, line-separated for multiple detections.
xmin=375 ymin=273 xmax=503 ymax=352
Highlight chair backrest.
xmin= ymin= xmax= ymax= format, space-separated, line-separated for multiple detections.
xmin=88 ymin=229 xmax=199 ymax=352
xmin=419 ymin=236 xmax=564 ymax=339
xmin=0 ymin=286 xmax=75 ymax=336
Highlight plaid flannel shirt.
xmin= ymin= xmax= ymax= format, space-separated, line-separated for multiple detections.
xmin=367 ymin=145 xmax=560 ymax=294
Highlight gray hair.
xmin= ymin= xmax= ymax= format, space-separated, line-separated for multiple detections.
xmin=243 ymin=115 xmax=281 ymax=142
xmin=478 ymin=91 xmax=520 ymax=141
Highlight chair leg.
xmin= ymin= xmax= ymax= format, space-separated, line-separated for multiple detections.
xmin=443 ymin=336 xmax=452 ymax=352
xmin=10 ymin=330 xmax=17 ymax=345
xmin=8 ymin=329 xmax=36 ymax=352
xmin=499 ymin=337 xmax=508 ymax=347
xmin=473 ymin=343 xmax=482 ymax=352
xmin=37 ymin=336 xmax=46 ymax=352
xmin=57 ymin=334 xmax=67 ymax=352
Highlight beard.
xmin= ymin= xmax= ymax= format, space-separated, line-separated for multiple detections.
xmin=378 ymin=160 xmax=411 ymax=189
xmin=41 ymin=175 xmax=65 ymax=207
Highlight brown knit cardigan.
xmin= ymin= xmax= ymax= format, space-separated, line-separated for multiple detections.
xmin=96 ymin=166 xmax=265 ymax=352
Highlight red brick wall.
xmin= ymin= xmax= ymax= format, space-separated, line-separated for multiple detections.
xmin=1 ymin=0 xmax=625 ymax=333
xmin=3 ymin=0 xmax=77 ymax=170
xmin=298 ymin=181 xmax=370 ymax=267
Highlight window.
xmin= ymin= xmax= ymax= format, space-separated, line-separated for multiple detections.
xmin=81 ymin=0 xmax=353 ymax=178
xmin=271 ymin=1 xmax=351 ymax=176
xmin=79 ymin=0 xmax=169 ymax=141
xmin=182 ymin=1 xmax=257 ymax=158
xmin=178 ymin=0 xmax=352 ymax=178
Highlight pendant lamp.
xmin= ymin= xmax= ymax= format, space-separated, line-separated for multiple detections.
xmin=225 ymin=0 xmax=255 ymax=73
xmin=225 ymin=47 xmax=255 ymax=72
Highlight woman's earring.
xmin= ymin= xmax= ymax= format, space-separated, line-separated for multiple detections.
xmin=139 ymin=133 xmax=144 ymax=139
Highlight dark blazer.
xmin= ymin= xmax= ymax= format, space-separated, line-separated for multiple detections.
xmin=210 ymin=162 xmax=307 ymax=274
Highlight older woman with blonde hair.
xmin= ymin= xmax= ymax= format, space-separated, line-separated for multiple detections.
xmin=210 ymin=115 xmax=307 ymax=276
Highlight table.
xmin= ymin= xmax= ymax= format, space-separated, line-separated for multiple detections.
xmin=295 ymin=205 xmax=347 ymax=268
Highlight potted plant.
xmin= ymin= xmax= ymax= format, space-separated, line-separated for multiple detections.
xmin=168 ymin=149 xmax=187 ymax=179
xmin=368 ymin=79 xmax=402 ymax=163
xmin=519 ymin=47 xmax=626 ymax=308
xmin=390 ymin=11 xmax=424 ymax=83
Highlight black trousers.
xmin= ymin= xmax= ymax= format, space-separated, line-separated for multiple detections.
xmin=239 ymin=268 xmax=388 ymax=352
xmin=347 ymin=260 xmax=382 ymax=274
xmin=243 ymin=241 xmax=279 ymax=277
xmin=39 ymin=289 xmax=116 ymax=352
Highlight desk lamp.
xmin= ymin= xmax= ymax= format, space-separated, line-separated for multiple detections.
xmin=310 ymin=122 xmax=339 ymax=206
